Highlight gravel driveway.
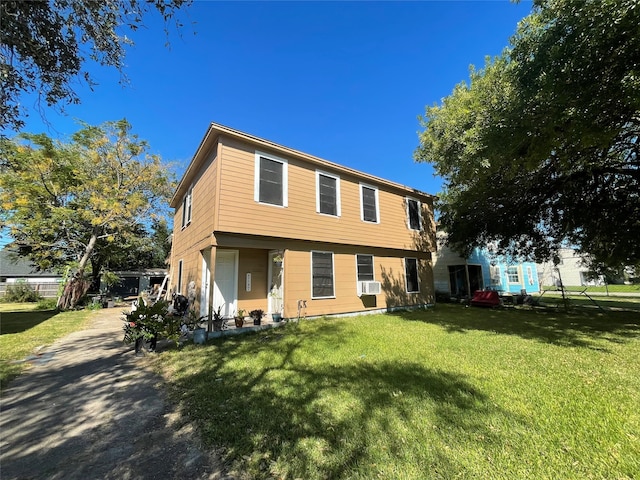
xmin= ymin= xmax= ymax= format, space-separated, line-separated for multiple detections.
xmin=0 ymin=307 xmax=229 ymax=480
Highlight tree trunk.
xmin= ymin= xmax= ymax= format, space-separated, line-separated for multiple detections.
xmin=57 ymin=276 xmax=92 ymax=310
xmin=57 ymin=231 xmax=98 ymax=310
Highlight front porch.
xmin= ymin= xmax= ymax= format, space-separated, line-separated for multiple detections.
xmin=199 ymin=245 xmax=285 ymax=320
xmin=201 ymin=314 xmax=287 ymax=340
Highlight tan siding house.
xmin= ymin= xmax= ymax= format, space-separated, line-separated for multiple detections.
xmin=169 ymin=123 xmax=436 ymax=321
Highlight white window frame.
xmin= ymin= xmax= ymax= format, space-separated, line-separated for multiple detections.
xmin=181 ymin=186 xmax=193 ymax=229
xmin=359 ymin=183 xmax=380 ymax=223
xmin=310 ymin=250 xmax=335 ymax=299
xmin=315 ymin=170 xmax=341 ymax=217
xmin=507 ymin=266 xmax=520 ymax=284
xmin=355 ymin=254 xmax=375 ymax=282
xmin=527 ymin=266 xmax=534 ymax=286
xmin=404 ymin=257 xmax=420 ymax=293
xmin=406 ymin=197 xmax=422 ymax=231
xmin=254 ymin=151 xmax=288 ymax=207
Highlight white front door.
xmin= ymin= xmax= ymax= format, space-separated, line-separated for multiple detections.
xmin=213 ymin=250 xmax=238 ymax=318
xmin=200 ymin=251 xmax=211 ymax=318
xmin=268 ymin=250 xmax=284 ymax=314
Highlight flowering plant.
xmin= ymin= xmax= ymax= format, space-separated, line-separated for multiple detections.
xmin=122 ymin=299 xmax=182 ymax=345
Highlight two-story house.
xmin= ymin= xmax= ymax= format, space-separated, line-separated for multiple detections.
xmin=168 ymin=123 xmax=436 ymax=321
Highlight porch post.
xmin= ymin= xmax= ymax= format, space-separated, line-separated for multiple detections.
xmin=207 ymin=246 xmax=217 ymax=332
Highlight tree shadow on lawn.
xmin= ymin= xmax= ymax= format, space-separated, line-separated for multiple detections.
xmin=0 ymin=309 xmax=58 ymax=334
xmin=392 ymin=303 xmax=640 ymax=350
xmin=167 ymin=322 xmax=514 ymax=479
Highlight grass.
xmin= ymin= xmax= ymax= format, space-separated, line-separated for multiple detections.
xmin=536 ymin=293 xmax=640 ymax=312
xmin=543 ymin=284 xmax=640 ymax=293
xmin=156 ymin=304 xmax=640 ymax=480
xmin=0 ymin=303 xmax=92 ymax=388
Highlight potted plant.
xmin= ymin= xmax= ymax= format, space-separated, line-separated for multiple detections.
xmin=234 ymin=309 xmax=246 ymax=328
xmin=249 ymin=309 xmax=264 ymax=326
xmin=182 ymin=309 xmax=206 ymax=344
xmin=212 ymin=305 xmax=226 ymax=331
xmin=122 ymin=299 xmax=171 ymax=353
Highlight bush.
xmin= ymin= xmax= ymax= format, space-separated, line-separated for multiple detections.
xmin=35 ymin=298 xmax=58 ymax=310
xmin=4 ymin=282 xmax=42 ymax=302
xmin=122 ymin=299 xmax=182 ymax=345
xmin=86 ymin=301 xmax=102 ymax=311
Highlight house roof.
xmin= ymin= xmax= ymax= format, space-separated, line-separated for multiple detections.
xmin=0 ymin=248 xmax=60 ymax=278
xmin=171 ymin=122 xmax=435 ymax=208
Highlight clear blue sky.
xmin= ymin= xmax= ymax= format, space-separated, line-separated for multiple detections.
xmin=3 ymin=1 xmax=533 ymax=246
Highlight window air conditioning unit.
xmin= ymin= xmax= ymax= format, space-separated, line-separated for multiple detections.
xmin=358 ymin=281 xmax=381 ymax=296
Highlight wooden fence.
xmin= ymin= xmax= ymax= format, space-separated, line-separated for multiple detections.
xmin=0 ymin=282 xmax=61 ymax=299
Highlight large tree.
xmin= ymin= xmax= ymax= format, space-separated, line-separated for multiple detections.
xmin=0 ymin=0 xmax=191 ymax=131
xmin=0 ymin=120 xmax=174 ymax=308
xmin=88 ymin=218 xmax=171 ymax=292
xmin=415 ymin=0 xmax=640 ymax=268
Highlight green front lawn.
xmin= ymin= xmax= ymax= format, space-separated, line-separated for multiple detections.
xmin=0 ymin=303 xmax=91 ymax=388
xmin=156 ymin=304 xmax=640 ymax=479
xmin=543 ymin=284 xmax=640 ymax=293
xmin=535 ymin=293 xmax=640 ymax=312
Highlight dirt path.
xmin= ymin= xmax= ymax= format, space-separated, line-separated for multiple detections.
xmin=0 ymin=307 xmax=230 ymax=480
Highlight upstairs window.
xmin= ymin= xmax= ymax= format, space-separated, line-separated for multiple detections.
xmin=360 ymin=184 xmax=379 ymax=223
xmin=356 ymin=254 xmax=374 ymax=281
xmin=255 ymin=152 xmax=288 ymax=207
xmin=311 ymin=251 xmax=335 ymax=298
xmin=181 ymin=186 xmax=192 ymax=228
xmin=405 ymin=258 xmax=419 ymax=293
xmin=316 ymin=171 xmax=341 ymax=216
xmin=407 ymin=198 xmax=421 ymax=231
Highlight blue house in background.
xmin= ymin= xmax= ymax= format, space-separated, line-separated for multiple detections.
xmin=433 ymin=231 xmax=540 ymax=298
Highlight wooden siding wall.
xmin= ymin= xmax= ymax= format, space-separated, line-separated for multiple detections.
xmin=170 ymin=145 xmax=219 ymax=296
xmin=215 ymin=138 xmax=436 ymax=252
xmin=172 ymin=147 xmax=218 ymax=255
xmin=284 ymin=247 xmax=434 ymax=318
xmin=169 ymin=248 xmax=202 ymax=298
xmin=170 ymin=244 xmax=435 ymax=318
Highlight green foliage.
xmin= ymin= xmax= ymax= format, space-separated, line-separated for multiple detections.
xmin=158 ymin=305 xmax=640 ymax=479
xmin=4 ymin=282 xmax=42 ymax=303
xmin=35 ymin=298 xmax=59 ymax=311
xmin=122 ymin=299 xmax=182 ymax=344
xmin=100 ymin=271 xmax=121 ymax=288
xmin=0 ymin=0 xmax=191 ymax=131
xmin=415 ymin=0 xmax=640 ymax=268
xmin=0 ymin=119 xmax=175 ymax=308
xmin=85 ymin=300 xmax=103 ymax=311
xmin=181 ymin=309 xmax=206 ymax=330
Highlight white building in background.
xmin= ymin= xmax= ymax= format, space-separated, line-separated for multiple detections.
xmin=0 ymin=247 xmax=63 ymax=298
xmin=536 ymin=248 xmax=604 ymax=288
